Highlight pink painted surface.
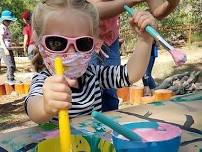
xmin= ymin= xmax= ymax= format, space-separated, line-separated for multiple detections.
xmin=118 ymin=123 xmax=182 ymax=142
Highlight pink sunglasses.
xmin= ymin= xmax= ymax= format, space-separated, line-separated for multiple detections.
xmin=41 ymin=35 xmax=95 ymax=53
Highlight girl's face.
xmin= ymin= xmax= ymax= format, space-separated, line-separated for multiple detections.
xmin=42 ymin=9 xmax=93 ymax=54
xmin=39 ymin=9 xmax=95 ymax=79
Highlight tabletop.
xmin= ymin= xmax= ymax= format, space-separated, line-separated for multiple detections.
xmin=0 ymin=97 xmax=202 ymax=152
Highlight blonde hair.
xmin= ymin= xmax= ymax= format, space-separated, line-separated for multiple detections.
xmin=31 ymin=0 xmax=99 ymax=72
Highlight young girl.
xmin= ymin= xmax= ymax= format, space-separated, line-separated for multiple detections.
xmin=25 ymin=0 xmax=156 ymax=124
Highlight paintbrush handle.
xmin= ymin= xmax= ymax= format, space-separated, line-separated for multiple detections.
xmin=92 ymin=111 xmax=142 ymax=141
xmin=124 ymin=5 xmax=175 ymax=51
xmin=55 ymin=57 xmax=72 ymax=152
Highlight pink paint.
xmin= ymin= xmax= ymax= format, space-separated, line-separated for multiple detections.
xmin=117 ymin=123 xmax=181 ymax=142
xmin=169 ymin=49 xmax=187 ymax=66
xmin=133 ymin=123 xmax=182 ymax=142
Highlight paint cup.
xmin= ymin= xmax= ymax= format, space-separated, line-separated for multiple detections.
xmin=112 ymin=122 xmax=181 ymax=152
xmin=130 ymin=86 xmax=144 ymax=105
xmin=154 ymin=89 xmax=173 ymax=101
xmin=117 ymin=87 xmax=130 ymax=102
xmin=36 ymin=135 xmax=115 ymax=152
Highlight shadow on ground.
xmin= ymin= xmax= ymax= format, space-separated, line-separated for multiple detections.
xmin=0 ymin=98 xmax=25 ymax=115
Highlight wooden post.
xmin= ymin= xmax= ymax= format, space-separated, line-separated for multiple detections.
xmin=130 ymin=86 xmax=144 ymax=105
xmin=188 ymin=24 xmax=192 ymax=47
xmin=141 ymin=96 xmax=155 ymax=104
xmin=15 ymin=83 xmax=25 ymax=95
xmin=23 ymin=83 xmax=30 ymax=94
xmin=0 ymin=84 xmax=6 ymax=96
xmin=4 ymin=83 xmax=15 ymax=95
xmin=154 ymin=89 xmax=173 ymax=102
xmin=117 ymin=87 xmax=130 ymax=102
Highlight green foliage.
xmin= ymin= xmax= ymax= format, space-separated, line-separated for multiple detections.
xmin=120 ymin=1 xmax=202 ymax=52
xmin=0 ymin=0 xmax=201 ymax=47
xmin=0 ymin=0 xmax=38 ymax=44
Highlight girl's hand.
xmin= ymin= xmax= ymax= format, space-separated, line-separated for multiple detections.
xmin=129 ymin=10 xmax=157 ymax=42
xmin=43 ymin=75 xmax=72 ymax=117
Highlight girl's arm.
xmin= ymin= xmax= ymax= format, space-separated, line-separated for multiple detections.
xmin=146 ymin=0 xmax=180 ymax=20
xmin=27 ymin=96 xmax=53 ymax=124
xmin=26 ymin=75 xmax=72 ymax=124
xmin=88 ymin=0 xmax=144 ymax=19
xmin=127 ymin=11 xmax=156 ymax=83
xmin=127 ymin=38 xmax=153 ymax=83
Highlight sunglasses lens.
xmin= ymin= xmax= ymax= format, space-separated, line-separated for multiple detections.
xmin=45 ymin=36 xmax=67 ymax=52
xmin=76 ymin=37 xmax=94 ymax=52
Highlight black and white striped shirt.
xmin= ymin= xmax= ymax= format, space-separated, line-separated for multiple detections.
xmin=25 ymin=64 xmax=131 ymax=121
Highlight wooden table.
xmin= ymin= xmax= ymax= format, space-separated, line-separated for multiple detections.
xmin=0 ymin=98 xmax=202 ymax=152
xmin=10 ymin=46 xmax=24 ymax=57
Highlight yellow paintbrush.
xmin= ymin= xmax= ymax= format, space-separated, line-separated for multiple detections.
xmin=54 ymin=57 xmax=72 ymax=152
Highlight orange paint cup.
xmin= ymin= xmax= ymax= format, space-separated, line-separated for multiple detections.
xmin=130 ymin=86 xmax=144 ymax=105
xmin=0 ymin=84 xmax=6 ymax=96
xmin=154 ymin=89 xmax=173 ymax=101
xmin=117 ymin=87 xmax=130 ymax=102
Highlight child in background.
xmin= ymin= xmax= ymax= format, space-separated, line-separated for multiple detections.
xmin=25 ymin=0 xmax=156 ymax=124
xmin=0 ymin=10 xmax=17 ymax=84
xmin=21 ymin=11 xmax=35 ymax=60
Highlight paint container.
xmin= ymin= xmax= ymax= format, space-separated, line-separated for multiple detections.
xmin=112 ymin=122 xmax=181 ymax=152
xmin=36 ymin=135 xmax=115 ymax=152
xmin=117 ymin=87 xmax=130 ymax=102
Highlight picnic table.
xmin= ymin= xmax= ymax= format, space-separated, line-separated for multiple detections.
xmin=0 ymin=95 xmax=202 ymax=152
xmin=10 ymin=46 xmax=24 ymax=57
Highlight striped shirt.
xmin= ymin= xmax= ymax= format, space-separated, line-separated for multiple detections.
xmin=25 ymin=64 xmax=131 ymax=122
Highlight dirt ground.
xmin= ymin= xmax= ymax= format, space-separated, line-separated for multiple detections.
xmin=0 ymin=44 xmax=202 ymax=133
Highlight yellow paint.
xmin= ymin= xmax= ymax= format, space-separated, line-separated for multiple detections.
xmin=98 ymin=139 xmax=116 ymax=152
xmin=72 ymin=135 xmax=90 ymax=152
xmin=37 ymin=137 xmax=61 ymax=152
xmin=54 ymin=57 xmax=72 ymax=152
xmin=36 ymin=135 xmax=117 ymax=152
xmin=37 ymin=136 xmax=90 ymax=152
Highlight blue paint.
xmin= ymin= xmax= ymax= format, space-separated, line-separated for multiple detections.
xmin=92 ymin=111 xmax=142 ymax=141
xmin=112 ymin=122 xmax=181 ymax=152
